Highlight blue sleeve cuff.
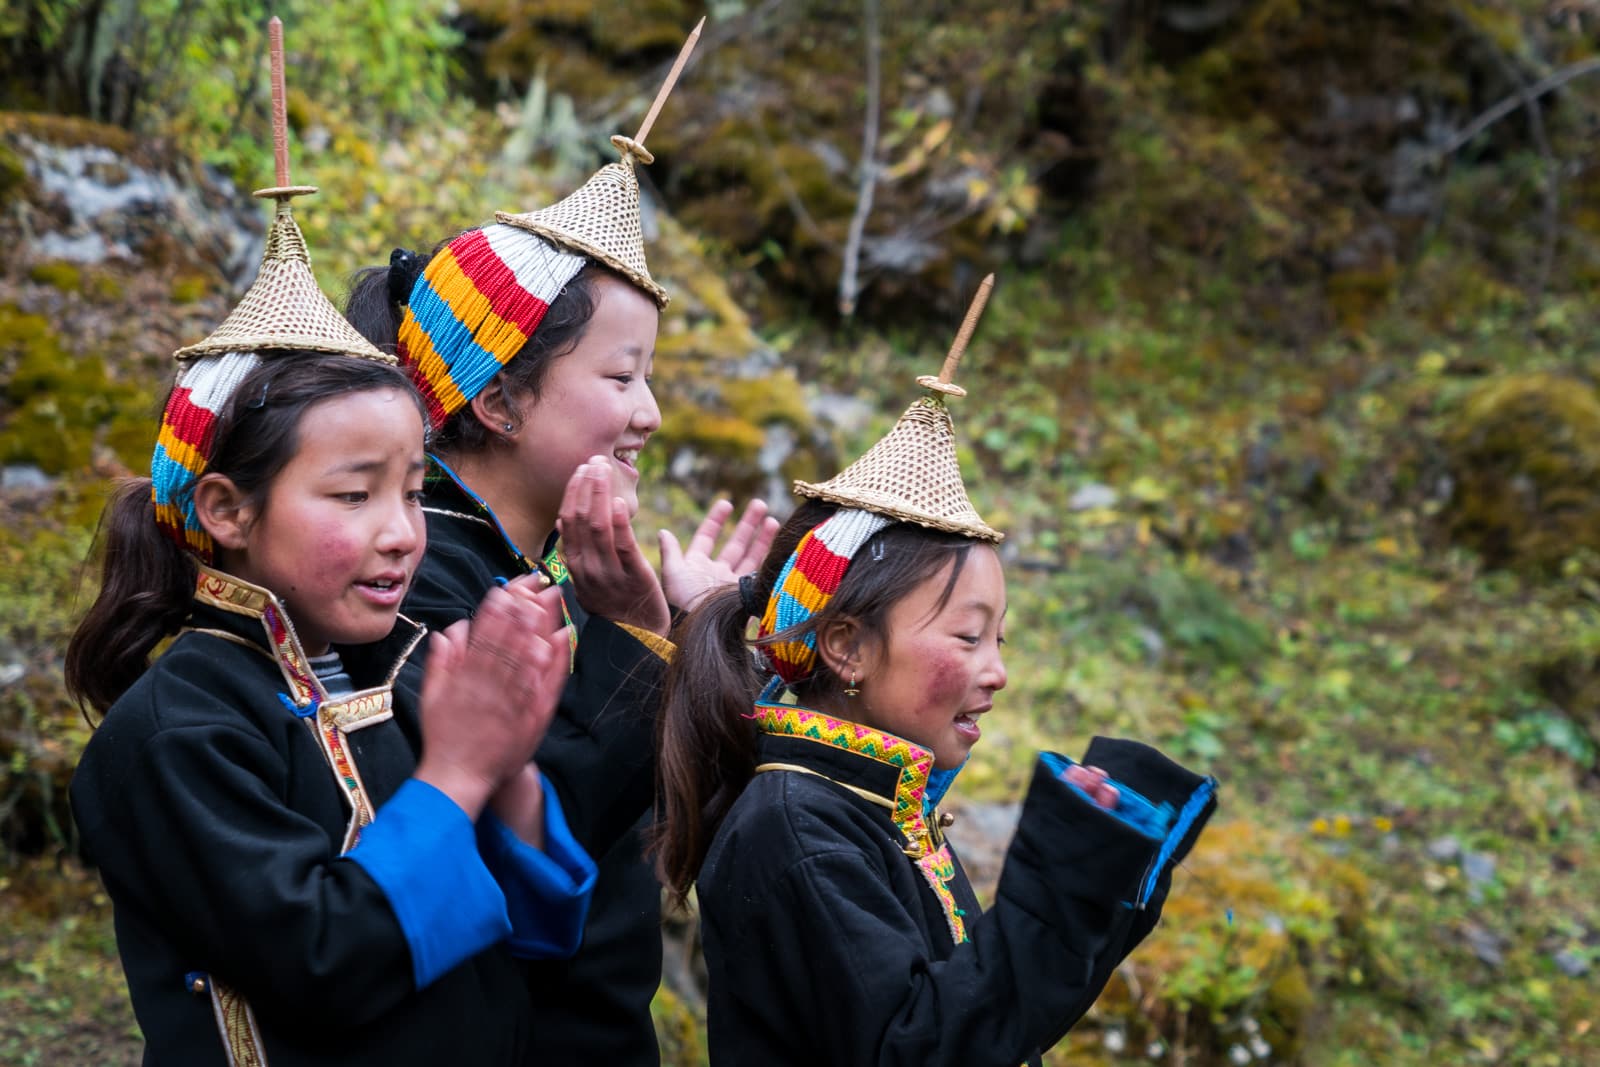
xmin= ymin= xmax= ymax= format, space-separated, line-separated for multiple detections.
xmin=477 ymin=772 xmax=598 ymax=959
xmin=1040 ymin=752 xmax=1174 ymax=840
xmin=1135 ymin=776 xmax=1216 ymax=908
xmin=347 ymin=778 xmax=511 ymax=989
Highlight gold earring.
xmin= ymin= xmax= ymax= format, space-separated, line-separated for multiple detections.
xmin=844 ymin=671 xmax=860 ymax=698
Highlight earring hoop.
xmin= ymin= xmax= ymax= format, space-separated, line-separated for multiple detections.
xmin=843 ymin=671 xmax=860 ymax=698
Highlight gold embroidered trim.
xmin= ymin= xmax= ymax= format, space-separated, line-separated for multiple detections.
xmin=207 ymin=977 xmax=269 ymax=1067
xmin=178 ymin=627 xmax=274 ymax=659
xmin=617 ymin=622 xmax=675 ymax=663
xmin=754 ymin=762 xmax=895 ymax=811
xmin=421 ymin=505 xmax=493 ymax=529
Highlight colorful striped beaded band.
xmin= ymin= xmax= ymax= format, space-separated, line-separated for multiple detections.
xmin=151 ymin=351 xmax=263 ymax=560
xmin=396 ymin=224 xmax=586 ymax=430
xmin=757 ymin=508 xmax=892 ymax=685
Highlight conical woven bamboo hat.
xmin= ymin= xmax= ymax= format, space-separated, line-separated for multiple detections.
xmin=794 ymin=274 xmax=1003 ymax=543
xmin=794 ymin=397 xmax=1002 ymax=543
xmin=494 ymin=134 xmax=669 ymax=310
xmin=174 ymin=196 xmax=394 ymax=363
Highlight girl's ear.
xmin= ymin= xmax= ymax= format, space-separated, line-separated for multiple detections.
xmin=193 ymin=473 xmax=256 ymax=550
xmin=816 ymin=617 xmax=876 ymax=680
xmin=469 ymin=380 xmax=521 ymax=438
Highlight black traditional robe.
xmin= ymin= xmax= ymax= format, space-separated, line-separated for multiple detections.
xmin=696 ymin=703 xmax=1218 ymax=1066
xmin=71 ymin=566 xmax=595 ymax=1066
xmin=403 ymin=458 xmax=670 ymax=1066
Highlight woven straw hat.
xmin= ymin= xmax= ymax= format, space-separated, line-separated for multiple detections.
xmin=494 ymin=135 xmax=669 ymax=309
xmin=794 ymin=275 xmax=1003 ymax=543
xmin=795 ymin=396 xmax=1002 ymax=543
xmin=175 ymin=192 xmax=393 ymax=363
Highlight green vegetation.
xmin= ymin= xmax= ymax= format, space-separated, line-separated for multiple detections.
xmin=3 ymin=1 xmax=1599 ymax=1064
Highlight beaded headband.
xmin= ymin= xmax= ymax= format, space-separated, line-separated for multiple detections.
xmin=757 ymin=508 xmax=892 ymax=685
xmin=755 ymin=275 xmax=1001 ymax=686
xmin=396 ymin=225 xmax=587 ymax=430
xmin=152 ymin=19 xmax=390 ymax=561
xmin=395 ymin=20 xmax=702 ymax=430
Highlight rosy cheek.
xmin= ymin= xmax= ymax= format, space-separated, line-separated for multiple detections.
xmin=919 ymin=652 xmax=969 ymax=709
xmin=304 ymin=521 xmax=365 ymax=585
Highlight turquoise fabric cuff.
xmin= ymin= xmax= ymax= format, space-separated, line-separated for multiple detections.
xmin=346 ymin=778 xmax=511 ymax=989
xmin=477 ymin=772 xmax=598 ymax=959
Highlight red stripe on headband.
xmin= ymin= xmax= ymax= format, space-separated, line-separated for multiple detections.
xmin=448 ymin=229 xmax=553 ymax=337
xmin=159 ymin=386 xmax=220 ymax=452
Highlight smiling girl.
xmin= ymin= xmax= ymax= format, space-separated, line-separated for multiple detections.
xmin=343 ymin=139 xmax=776 ymax=1062
xmin=654 ymin=359 xmax=1218 ymax=1066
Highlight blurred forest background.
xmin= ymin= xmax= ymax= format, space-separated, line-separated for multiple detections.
xmin=2 ymin=0 xmax=1598 ymax=1063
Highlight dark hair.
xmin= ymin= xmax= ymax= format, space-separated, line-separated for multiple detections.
xmin=650 ymin=499 xmax=976 ymax=904
xmin=344 ymin=248 xmax=621 ymax=455
xmin=65 ymin=353 xmax=423 ymax=717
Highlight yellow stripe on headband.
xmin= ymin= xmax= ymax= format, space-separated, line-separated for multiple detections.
xmin=428 ymin=248 xmax=535 ymax=368
xmin=399 ymin=311 xmax=470 ymax=417
xmin=154 ymin=424 xmax=206 ymax=475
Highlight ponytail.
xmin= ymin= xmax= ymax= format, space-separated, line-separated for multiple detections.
xmin=343 ymin=265 xmax=405 ymax=357
xmin=65 ymin=478 xmax=196 ymax=717
xmin=652 ymin=583 xmax=765 ymax=906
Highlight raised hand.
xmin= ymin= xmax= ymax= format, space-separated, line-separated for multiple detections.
xmin=556 ymin=457 xmax=671 ymax=636
xmin=414 ymin=583 xmax=571 ymax=820
xmin=1062 ymin=763 xmax=1121 ymax=810
xmin=659 ymin=497 xmax=781 ymax=614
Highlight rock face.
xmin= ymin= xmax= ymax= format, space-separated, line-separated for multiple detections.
xmin=3 ymin=112 xmax=262 ymax=288
xmin=0 ymin=111 xmax=263 ymax=857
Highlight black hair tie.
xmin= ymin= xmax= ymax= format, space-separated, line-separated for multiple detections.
xmin=738 ymin=573 xmax=765 ymax=619
xmin=388 ymin=247 xmax=426 ymax=307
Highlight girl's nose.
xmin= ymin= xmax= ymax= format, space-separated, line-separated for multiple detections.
xmin=633 ymin=380 xmax=662 ymax=435
xmin=377 ymin=499 xmax=421 ymax=555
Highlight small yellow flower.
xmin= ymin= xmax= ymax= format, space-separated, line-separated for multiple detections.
xmin=1373 ymin=816 xmax=1394 ymax=833
xmin=1311 ymin=817 xmax=1329 ymax=835
xmin=1333 ymin=814 xmax=1353 ymax=837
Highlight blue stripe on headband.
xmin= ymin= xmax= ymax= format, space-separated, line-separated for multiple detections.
xmin=406 ymin=274 xmax=505 ymax=400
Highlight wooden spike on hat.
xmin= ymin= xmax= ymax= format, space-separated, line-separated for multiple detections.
xmin=494 ymin=17 xmax=704 ymax=310
xmin=794 ymin=275 xmax=1003 ymax=542
xmin=175 ymin=18 xmax=392 ymax=363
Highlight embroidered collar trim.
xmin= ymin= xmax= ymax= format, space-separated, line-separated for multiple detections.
xmin=750 ymin=701 xmax=970 ymax=944
xmin=751 ymin=702 xmax=935 ymax=852
xmin=191 ymin=564 xmax=423 ymax=709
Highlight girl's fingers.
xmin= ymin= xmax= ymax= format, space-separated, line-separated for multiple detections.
xmin=658 ymin=528 xmax=684 ymax=570
xmin=747 ymin=516 xmax=781 ymax=570
xmin=716 ymin=499 xmax=768 ymax=566
xmin=687 ymin=499 xmax=734 ymax=558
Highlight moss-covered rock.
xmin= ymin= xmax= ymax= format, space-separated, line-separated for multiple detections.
xmin=1442 ymin=372 xmax=1600 ymax=573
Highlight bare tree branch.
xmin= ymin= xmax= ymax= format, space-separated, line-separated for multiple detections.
xmin=838 ymin=0 xmax=881 ymax=318
xmin=1442 ymin=56 xmax=1600 ymax=154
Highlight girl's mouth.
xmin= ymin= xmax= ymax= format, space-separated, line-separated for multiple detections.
xmin=613 ymin=447 xmax=640 ymax=471
xmin=953 ymin=712 xmax=982 ymax=742
xmin=355 ymin=576 xmax=406 ymax=606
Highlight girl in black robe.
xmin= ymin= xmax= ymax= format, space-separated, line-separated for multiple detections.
xmin=655 ymin=399 xmax=1218 ymax=1065
xmin=68 ymin=354 xmax=595 ymax=1066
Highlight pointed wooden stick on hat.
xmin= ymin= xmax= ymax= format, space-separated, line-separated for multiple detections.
xmin=254 ymin=16 xmax=317 ymax=203
xmin=917 ymin=273 xmax=994 ymax=399
xmin=497 ymin=17 xmax=705 ymax=308
xmin=174 ymin=16 xmax=388 ymax=362
xmin=632 ymin=16 xmax=705 ymax=151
